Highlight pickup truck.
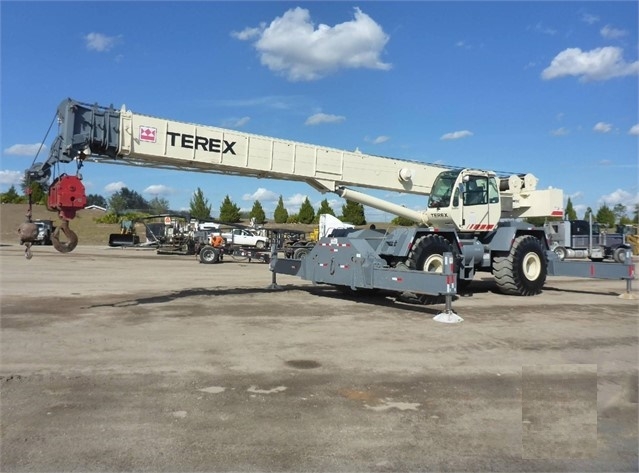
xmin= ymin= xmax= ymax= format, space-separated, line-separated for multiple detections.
xmin=34 ymin=220 xmax=54 ymax=245
xmin=218 ymin=228 xmax=269 ymax=249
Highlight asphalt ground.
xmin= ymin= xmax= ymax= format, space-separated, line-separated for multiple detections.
xmin=1 ymin=244 xmax=637 ymax=472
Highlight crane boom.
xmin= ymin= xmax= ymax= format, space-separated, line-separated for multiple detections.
xmin=29 ymin=98 xmax=563 ymax=230
xmin=32 ymin=98 xmax=454 ymax=196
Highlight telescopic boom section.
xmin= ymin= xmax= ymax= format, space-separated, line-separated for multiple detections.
xmin=29 ymin=98 xmax=452 ymax=201
xmin=27 ymin=98 xmax=563 ymax=230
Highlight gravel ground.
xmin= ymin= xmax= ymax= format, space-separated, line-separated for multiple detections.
xmin=1 ymin=244 xmax=637 ymax=472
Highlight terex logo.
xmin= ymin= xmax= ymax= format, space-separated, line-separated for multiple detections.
xmin=166 ymin=131 xmax=236 ymax=155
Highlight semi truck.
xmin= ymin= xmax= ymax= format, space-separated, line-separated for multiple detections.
xmin=23 ymin=98 xmax=634 ymax=306
xmin=545 ymin=219 xmax=632 ymax=263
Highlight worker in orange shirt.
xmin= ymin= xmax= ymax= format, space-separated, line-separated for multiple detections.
xmin=210 ymin=234 xmax=226 ymax=248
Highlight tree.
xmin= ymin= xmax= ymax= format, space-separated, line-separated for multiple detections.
xmin=595 ymin=204 xmax=616 ymax=228
xmin=218 ymin=194 xmax=241 ymax=222
xmin=249 ymin=200 xmax=267 ymax=224
xmin=633 ymin=204 xmax=639 ymax=224
xmin=108 ymin=187 xmax=149 ymax=212
xmin=86 ymin=194 xmax=107 ymax=208
xmin=612 ymin=203 xmax=627 ymax=224
xmin=1 ymin=185 xmax=23 ymax=203
xmin=108 ymin=193 xmax=127 ymax=214
xmin=583 ymin=207 xmax=593 ymax=222
xmin=298 ymin=197 xmax=315 ymax=224
xmin=341 ymin=200 xmax=366 ymax=225
xmin=20 ymin=179 xmax=47 ymax=205
xmin=149 ymin=196 xmax=170 ymax=214
xmin=391 ymin=215 xmax=417 ymax=226
xmin=190 ymin=188 xmax=212 ymax=220
xmin=564 ymin=197 xmax=577 ymax=221
xmin=314 ymin=199 xmax=335 ymax=223
xmin=273 ymin=195 xmax=288 ymax=224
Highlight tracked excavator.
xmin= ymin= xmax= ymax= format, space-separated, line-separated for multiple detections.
xmin=23 ymin=98 xmax=634 ymax=304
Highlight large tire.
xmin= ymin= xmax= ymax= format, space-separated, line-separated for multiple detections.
xmin=553 ymin=246 xmax=567 ymax=261
xmin=493 ymin=235 xmax=546 ymax=296
xmin=199 ymin=245 xmax=220 ymax=264
xmin=613 ymin=246 xmax=630 ymax=264
xmin=405 ymin=234 xmax=454 ymax=305
xmin=255 ymin=240 xmax=266 ymax=250
xmin=293 ymin=247 xmax=311 ymax=260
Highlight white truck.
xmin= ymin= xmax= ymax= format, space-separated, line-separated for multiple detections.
xmin=34 ymin=219 xmax=54 ymax=245
xmin=217 ymin=228 xmax=270 ymax=249
xmin=25 ymin=98 xmax=635 ymax=307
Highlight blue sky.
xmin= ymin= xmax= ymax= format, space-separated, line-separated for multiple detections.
xmin=1 ymin=1 xmax=637 ymax=221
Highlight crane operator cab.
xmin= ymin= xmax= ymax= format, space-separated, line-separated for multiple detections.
xmin=427 ymin=169 xmax=501 ymax=232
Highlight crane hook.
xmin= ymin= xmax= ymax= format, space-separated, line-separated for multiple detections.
xmin=51 ymin=219 xmax=78 ymax=253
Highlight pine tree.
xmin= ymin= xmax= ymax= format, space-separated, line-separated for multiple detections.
xmin=313 ymin=199 xmax=335 ymax=223
xmin=249 ymin=200 xmax=267 ymax=224
xmin=218 ymin=194 xmax=241 ymax=222
xmin=595 ymin=204 xmax=616 ymax=228
xmin=190 ymin=187 xmax=212 ymax=220
xmin=298 ymin=197 xmax=315 ymax=224
xmin=341 ymin=200 xmax=366 ymax=225
xmin=564 ymin=197 xmax=577 ymax=220
xmin=273 ymin=195 xmax=288 ymax=223
xmin=149 ymin=196 xmax=170 ymax=214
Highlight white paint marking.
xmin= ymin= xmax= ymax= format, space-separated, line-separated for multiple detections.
xmin=247 ymin=385 xmax=287 ymax=394
xmin=199 ymin=386 xmax=226 ymax=394
xmin=365 ymin=401 xmax=420 ymax=412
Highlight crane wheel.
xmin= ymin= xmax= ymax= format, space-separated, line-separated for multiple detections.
xmin=405 ymin=234 xmax=455 ymax=305
xmin=493 ymin=235 xmax=546 ymax=296
xmin=199 ymin=245 xmax=220 ymax=264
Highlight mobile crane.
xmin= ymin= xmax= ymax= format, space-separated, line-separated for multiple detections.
xmin=23 ymin=98 xmax=634 ymax=305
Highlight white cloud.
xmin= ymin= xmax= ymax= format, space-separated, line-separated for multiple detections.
xmin=580 ymin=13 xmax=599 ymax=25
xmin=242 ymin=187 xmax=279 ymax=202
xmin=600 ymin=25 xmax=627 ymax=39
xmin=598 ymin=189 xmax=639 ymax=207
xmin=0 ymin=170 xmax=23 ymax=186
xmin=144 ymin=184 xmax=173 ymax=196
xmin=593 ymin=122 xmax=612 ymax=133
xmin=233 ymin=7 xmax=391 ymax=81
xmin=221 ymin=117 xmax=250 ymax=128
xmin=551 ymin=127 xmax=570 ymax=136
xmin=541 ymin=47 xmax=639 ymax=82
xmin=4 ymin=143 xmax=47 ymax=156
xmin=533 ymin=22 xmax=557 ymax=36
xmin=285 ymin=193 xmax=307 ymax=208
xmin=104 ymin=181 xmax=126 ymax=193
xmin=305 ymin=113 xmax=346 ymax=125
xmin=372 ymin=136 xmax=390 ymax=144
xmin=629 ymin=124 xmax=639 ymax=136
xmin=440 ymin=130 xmax=473 ymax=141
xmin=85 ymin=32 xmax=121 ymax=52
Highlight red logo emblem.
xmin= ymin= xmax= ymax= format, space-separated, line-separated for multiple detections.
xmin=139 ymin=126 xmax=157 ymax=143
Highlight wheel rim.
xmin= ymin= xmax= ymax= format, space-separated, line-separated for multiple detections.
xmin=554 ymin=247 xmax=566 ymax=260
xmin=423 ymin=254 xmax=444 ymax=273
xmin=522 ymin=252 xmax=541 ymax=281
